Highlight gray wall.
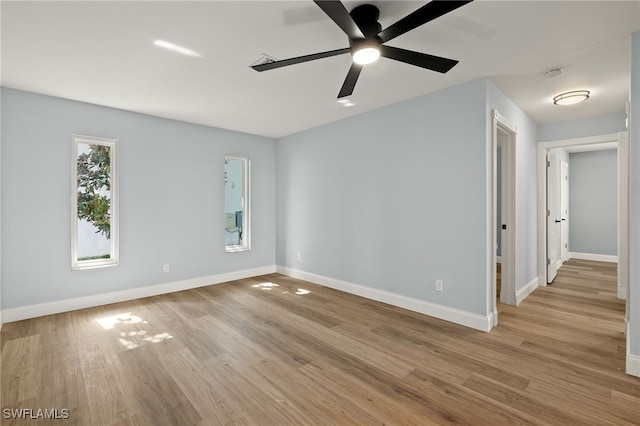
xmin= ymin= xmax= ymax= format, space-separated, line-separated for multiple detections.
xmin=278 ymin=79 xmax=489 ymax=315
xmin=628 ymin=31 xmax=640 ymax=359
xmin=277 ymin=78 xmax=538 ymax=318
xmin=3 ymin=78 xmax=538 ymax=323
xmin=1 ymin=88 xmax=276 ymax=309
xmin=0 ymin=83 xmax=2 ymax=323
xmin=487 ymin=79 xmax=540 ymax=293
xmin=569 ymin=149 xmax=618 ymax=256
xmin=539 ymin=112 xmax=627 ymax=141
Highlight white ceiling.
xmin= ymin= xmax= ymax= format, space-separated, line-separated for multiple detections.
xmin=2 ymin=1 xmax=639 ymax=139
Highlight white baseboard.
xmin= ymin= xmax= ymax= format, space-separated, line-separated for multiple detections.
xmin=276 ymin=265 xmax=492 ymax=332
xmin=618 ymin=286 xmax=627 ymax=300
xmin=2 ymin=265 xmax=276 ymax=323
xmin=627 ymin=351 xmax=640 ymax=378
xmin=568 ymin=252 xmax=618 ymax=263
xmin=516 ymin=277 xmax=539 ymax=305
xmin=624 ymin=320 xmax=640 ymax=377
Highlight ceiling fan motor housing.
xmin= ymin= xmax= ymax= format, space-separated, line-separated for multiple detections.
xmin=349 ymin=4 xmax=382 ymax=39
xmin=348 ymin=4 xmax=383 ymax=63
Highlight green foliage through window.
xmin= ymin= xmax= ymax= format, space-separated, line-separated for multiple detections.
xmin=77 ymin=144 xmax=111 ymax=239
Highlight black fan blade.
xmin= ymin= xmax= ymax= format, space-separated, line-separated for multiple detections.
xmin=378 ymin=1 xmax=473 ymax=44
xmin=381 ymin=46 xmax=458 ymax=73
xmin=338 ymin=63 xmax=362 ymax=98
xmin=313 ymin=0 xmax=364 ymax=39
xmin=252 ymin=48 xmax=350 ymax=71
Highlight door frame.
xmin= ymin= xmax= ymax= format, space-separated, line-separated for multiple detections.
xmin=492 ymin=110 xmax=517 ymax=322
xmin=546 ymin=150 xmax=561 ymax=283
xmin=560 ymin=159 xmax=569 ymax=263
xmin=618 ymin=132 xmax=629 ymax=301
xmin=538 ymin=131 xmax=629 ymax=374
xmin=537 ymin=133 xmax=628 ymax=292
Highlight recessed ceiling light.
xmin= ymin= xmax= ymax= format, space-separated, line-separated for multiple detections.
xmin=153 ymin=40 xmax=202 ymax=58
xmin=343 ymin=102 xmax=355 ymax=107
xmin=553 ymin=90 xmax=590 ymax=106
xmin=337 ymin=99 xmax=350 ymax=104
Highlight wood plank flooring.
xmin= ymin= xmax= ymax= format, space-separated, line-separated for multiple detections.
xmin=2 ymin=259 xmax=639 ymax=425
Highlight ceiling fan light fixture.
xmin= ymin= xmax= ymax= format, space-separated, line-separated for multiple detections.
xmin=553 ymin=90 xmax=590 ymax=106
xmin=352 ymin=43 xmax=380 ymax=65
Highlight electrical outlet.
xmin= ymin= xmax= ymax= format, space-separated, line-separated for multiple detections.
xmin=296 ymin=253 xmax=301 ymax=262
xmin=435 ymin=280 xmax=444 ymax=292
xmin=163 ymin=264 xmax=170 ymax=273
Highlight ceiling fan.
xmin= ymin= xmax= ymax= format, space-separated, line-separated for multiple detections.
xmin=252 ymin=0 xmax=473 ymax=98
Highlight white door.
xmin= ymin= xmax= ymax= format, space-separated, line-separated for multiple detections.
xmin=547 ymin=152 xmax=560 ymax=283
xmin=560 ymin=161 xmax=569 ymax=262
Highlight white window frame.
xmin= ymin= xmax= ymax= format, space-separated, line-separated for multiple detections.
xmin=71 ymin=134 xmax=119 ymax=270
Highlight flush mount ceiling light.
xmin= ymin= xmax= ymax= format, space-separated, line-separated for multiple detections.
xmin=553 ymin=90 xmax=590 ymax=106
xmin=153 ymin=40 xmax=202 ymax=58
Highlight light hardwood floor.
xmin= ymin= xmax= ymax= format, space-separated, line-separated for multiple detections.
xmin=2 ymin=259 xmax=639 ymax=425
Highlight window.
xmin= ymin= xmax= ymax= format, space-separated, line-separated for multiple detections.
xmin=225 ymin=155 xmax=250 ymax=252
xmin=71 ymin=135 xmax=118 ymax=269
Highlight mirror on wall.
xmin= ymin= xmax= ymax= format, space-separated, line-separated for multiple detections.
xmin=225 ymin=155 xmax=250 ymax=252
xmin=71 ymin=135 xmax=119 ymax=270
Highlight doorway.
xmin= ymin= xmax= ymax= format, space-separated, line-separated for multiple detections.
xmin=537 ymin=131 xmax=630 ymax=371
xmin=492 ymin=110 xmax=516 ymax=320
xmin=538 ymin=133 xmax=626 ymax=289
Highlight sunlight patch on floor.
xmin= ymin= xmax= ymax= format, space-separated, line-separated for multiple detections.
xmin=253 ymin=282 xmax=311 ymax=296
xmin=95 ymin=312 xmax=173 ymax=349
xmin=252 ymin=282 xmax=279 ymax=290
xmin=95 ymin=312 xmax=146 ymax=330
